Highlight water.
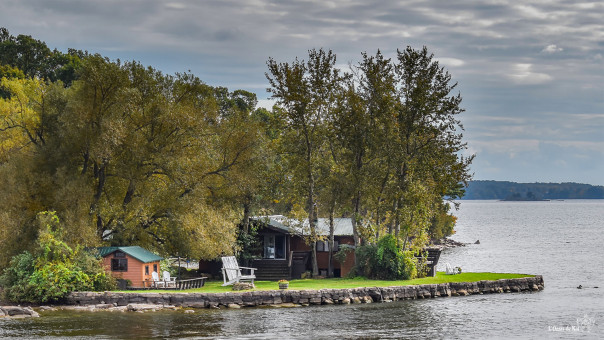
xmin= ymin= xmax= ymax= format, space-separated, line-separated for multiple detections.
xmin=1 ymin=200 xmax=602 ymax=339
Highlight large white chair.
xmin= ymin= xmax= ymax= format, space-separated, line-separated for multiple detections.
xmin=220 ymin=256 xmax=256 ymax=286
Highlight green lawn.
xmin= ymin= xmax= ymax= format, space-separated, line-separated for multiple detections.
xmin=124 ymin=272 xmax=534 ymax=294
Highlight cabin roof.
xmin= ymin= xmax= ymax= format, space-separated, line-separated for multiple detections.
xmin=251 ymin=215 xmax=354 ymax=236
xmin=97 ymin=246 xmax=163 ymax=263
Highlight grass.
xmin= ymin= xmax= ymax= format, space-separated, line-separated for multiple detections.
xmin=123 ymin=272 xmax=534 ymax=294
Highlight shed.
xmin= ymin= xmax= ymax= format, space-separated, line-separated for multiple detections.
xmin=98 ymin=246 xmax=163 ymax=288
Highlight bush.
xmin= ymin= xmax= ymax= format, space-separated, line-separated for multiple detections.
xmin=354 ymin=234 xmax=417 ymax=280
xmin=0 ymin=252 xmax=36 ymax=302
xmin=0 ymin=211 xmax=115 ymax=303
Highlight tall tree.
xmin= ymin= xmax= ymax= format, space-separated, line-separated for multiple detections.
xmin=266 ymin=49 xmax=345 ymax=275
xmin=388 ymin=46 xmax=473 ymax=250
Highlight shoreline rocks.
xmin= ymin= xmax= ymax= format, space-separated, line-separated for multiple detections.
xmin=61 ymin=276 xmax=544 ymax=312
xmin=432 ymin=237 xmax=466 ymax=249
xmin=0 ymin=306 xmax=40 ymax=318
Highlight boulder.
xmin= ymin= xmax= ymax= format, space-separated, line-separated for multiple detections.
xmin=0 ymin=306 xmax=39 ymax=318
xmin=126 ymin=304 xmax=161 ymax=312
xmin=232 ymin=283 xmax=254 ymax=291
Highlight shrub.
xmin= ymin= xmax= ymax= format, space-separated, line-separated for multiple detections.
xmin=0 ymin=252 xmax=36 ymax=302
xmin=0 ymin=211 xmax=115 ymax=303
xmin=354 ymin=234 xmax=417 ymax=280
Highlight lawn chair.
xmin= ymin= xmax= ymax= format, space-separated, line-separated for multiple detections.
xmin=163 ymin=271 xmax=177 ymax=288
xmin=221 ymin=256 xmax=256 ymax=286
xmin=151 ymin=271 xmax=165 ymax=288
xmin=445 ymin=263 xmax=458 ymax=275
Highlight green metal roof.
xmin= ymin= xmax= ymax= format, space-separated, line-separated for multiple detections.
xmin=97 ymin=246 xmax=163 ymax=263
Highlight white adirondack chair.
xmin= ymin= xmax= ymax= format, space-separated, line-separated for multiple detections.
xmin=151 ymin=271 xmax=165 ymax=288
xmin=221 ymin=256 xmax=256 ymax=286
xmin=163 ymin=271 xmax=176 ymax=288
xmin=445 ymin=263 xmax=458 ymax=275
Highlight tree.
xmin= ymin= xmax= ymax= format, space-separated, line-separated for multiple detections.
xmin=266 ymin=49 xmax=345 ymax=275
xmin=0 ymin=27 xmax=84 ymax=84
xmin=0 ymin=55 xmax=265 ymax=264
xmin=387 ymin=46 xmax=473 ymax=251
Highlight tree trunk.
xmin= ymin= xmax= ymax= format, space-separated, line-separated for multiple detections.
xmin=351 ymin=191 xmax=361 ymax=267
xmin=328 ymin=209 xmax=335 ymax=278
xmin=309 ymin=198 xmax=319 ymax=276
xmin=242 ymin=199 xmax=251 ymax=234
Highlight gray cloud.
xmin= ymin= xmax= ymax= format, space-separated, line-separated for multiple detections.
xmin=1 ymin=0 xmax=602 ymax=184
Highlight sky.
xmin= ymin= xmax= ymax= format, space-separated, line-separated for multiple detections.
xmin=1 ymin=0 xmax=603 ymax=185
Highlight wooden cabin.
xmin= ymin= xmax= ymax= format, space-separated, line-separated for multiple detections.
xmin=98 ymin=246 xmax=163 ymax=288
xmin=248 ymin=215 xmax=356 ymax=280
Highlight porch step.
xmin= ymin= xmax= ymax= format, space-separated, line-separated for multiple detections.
xmin=252 ymin=260 xmax=290 ymax=281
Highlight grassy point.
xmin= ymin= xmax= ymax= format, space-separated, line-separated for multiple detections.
xmin=123 ymin=272 xmax=535 ymax=294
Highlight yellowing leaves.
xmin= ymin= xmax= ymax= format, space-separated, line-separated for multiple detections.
xmin=0 ymin=77 xmax=46 ymax=162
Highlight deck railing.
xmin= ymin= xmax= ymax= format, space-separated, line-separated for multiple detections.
xmin=175 ymin=277 xmax=207 ymax=290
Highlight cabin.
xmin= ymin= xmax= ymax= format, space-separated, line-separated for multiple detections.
xmin=243 ymin=215 xmax=356 ymax=280
xmin=98 ymin=246 xmax=163 ymax=288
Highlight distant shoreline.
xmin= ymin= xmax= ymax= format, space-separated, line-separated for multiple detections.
xmin=461 ymin=180 xmax=604 ymax=200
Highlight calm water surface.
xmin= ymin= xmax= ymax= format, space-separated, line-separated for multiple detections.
xmin=1 ymin=200 xmax=602 ymax=339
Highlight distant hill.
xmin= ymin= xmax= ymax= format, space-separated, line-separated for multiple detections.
xmin=462 ymin=180 xmax=604 ymax=200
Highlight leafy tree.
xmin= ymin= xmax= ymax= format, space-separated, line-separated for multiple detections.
xmin=266 ymin=49 xmax=345 ymax=275
xmin=382 ymin=46 xmax=472 ymax=250
xmin=0 ymin=27 xmax=84 ymax=84
xmin=0 ymin=55 xmax=264 ymax=263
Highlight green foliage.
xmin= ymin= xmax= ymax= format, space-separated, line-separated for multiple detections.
xmin=0 ymin=211 xmax=115 ymax=303
xmin=236 ymin=225 xmax=262 ymax=266
xmin=0 ymin=27 xmax=84 ymax=84
xmin=428 ymin=203 xmax=457 ymax=240
xmin=0 ymin=252 xmax=36 ymax=302
xmin=354 ymin=234 xmax=417 ymax=280
xmin=334 ymin=245 xmax=353 ymax=264
xmin=0 ymin=28 xmax=475 ymax=279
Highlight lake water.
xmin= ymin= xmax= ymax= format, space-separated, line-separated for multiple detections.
xmin=1 ymin=200 xmax=602 ymax=339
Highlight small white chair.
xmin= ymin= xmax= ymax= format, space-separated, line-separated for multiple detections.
xmin=163 ymin=271 xmax=176 ymax=288
xmin=445 ymin=263 xmax=458 ymax=275
xmin=151 ymin=271 xmax=165 ymax=288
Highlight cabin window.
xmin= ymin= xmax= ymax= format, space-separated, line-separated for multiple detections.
xmin=145 ymin=265 xmax=149 ymax=275
xmin=114 ymin=251 xmax=126 ymax=257
xmin=316 ymin=240 xmax=339 ymax=252
xmin=264 ymin=234 xmax=286 ymax=259
xmin=153 ymin=264 xmax=158 ymax=273
xmin=111 ymin=258 xmax=128 ymax=272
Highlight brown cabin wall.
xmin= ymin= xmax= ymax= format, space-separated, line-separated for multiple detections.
xmin=102 ymin=254 xmax=160 ymax=288
xmin=291 ymin=235 xmax=356 ymax=277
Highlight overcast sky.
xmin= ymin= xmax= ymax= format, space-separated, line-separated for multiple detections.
xmin=2 ymin=0 xmax=603 ymax=185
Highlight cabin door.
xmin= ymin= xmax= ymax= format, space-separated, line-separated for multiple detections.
xmin=264 ymin=234 xmax=286 ymax=259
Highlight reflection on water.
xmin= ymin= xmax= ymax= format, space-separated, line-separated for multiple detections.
xmin=1 ymin=200 xmax=603 ymax=339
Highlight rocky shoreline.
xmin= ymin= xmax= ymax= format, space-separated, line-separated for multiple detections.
xmin=1 ymin=276 xmax=544 ymax=317
xmin=59 ymin=276 xmax=544 ymax=313
xmin=431 ymin=237 xmax=467 ymax=249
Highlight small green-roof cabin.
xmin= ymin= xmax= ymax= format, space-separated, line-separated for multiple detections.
xmin=98 ymin=246 xmax=163 ymax=288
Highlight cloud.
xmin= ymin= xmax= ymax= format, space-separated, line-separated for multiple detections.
xmin=436 ymin=57 xmax=465 ymax=67
xmin=257 ymin=99 xmax=276 ymax=110
xmin=507 ymin=64 xmax=553 ymax=85
xmin=541 ymin=44 xmax=563 ymax=54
